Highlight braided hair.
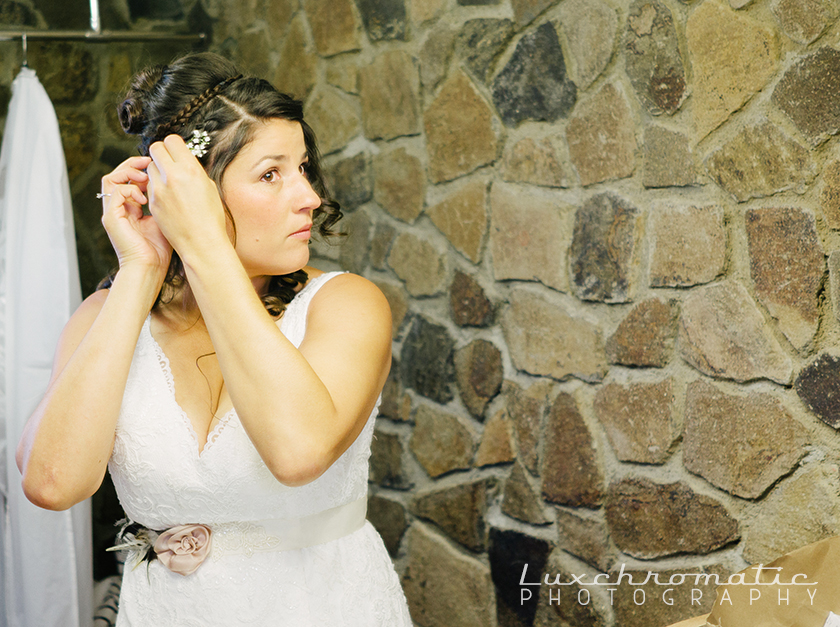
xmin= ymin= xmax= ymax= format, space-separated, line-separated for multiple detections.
xmin=104 ymin=52 xmax=342 ymax=316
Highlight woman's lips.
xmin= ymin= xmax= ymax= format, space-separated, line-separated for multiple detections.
xmin=290 ymin=224 xmax=312 ymax=239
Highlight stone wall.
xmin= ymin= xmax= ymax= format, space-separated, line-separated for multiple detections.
xmin=4 ymin=0 xmax=840 ymax=625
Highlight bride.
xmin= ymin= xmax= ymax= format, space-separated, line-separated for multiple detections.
xmin=15 ymin=52 xmax=412 ymax=626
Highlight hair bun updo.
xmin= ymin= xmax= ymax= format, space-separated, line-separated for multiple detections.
xmin=118 ymin=64 xmax=166 ymax=136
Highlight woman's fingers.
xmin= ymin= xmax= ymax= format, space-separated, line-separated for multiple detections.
xmin=101 ymin=156 xmax=152 ymax=194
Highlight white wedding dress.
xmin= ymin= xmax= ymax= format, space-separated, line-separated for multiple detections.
xmin=108 ymin=271 xmax=412 ymax=626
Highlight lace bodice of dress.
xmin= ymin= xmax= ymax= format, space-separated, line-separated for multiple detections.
xmin=108 ymin=271 xmax=376 ymax=529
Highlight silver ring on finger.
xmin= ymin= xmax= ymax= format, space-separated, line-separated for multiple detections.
xmin=96 ymin=192 xmax=112 ymax=199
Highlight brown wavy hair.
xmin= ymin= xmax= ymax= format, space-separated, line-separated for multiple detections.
xmin=100 ymin=52 xmax=342 ymax=315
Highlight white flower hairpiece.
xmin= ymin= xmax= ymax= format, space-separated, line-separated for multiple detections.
xmin=186 ymin=129 xmax=211 ymax=158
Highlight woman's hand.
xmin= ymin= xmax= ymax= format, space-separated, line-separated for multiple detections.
xmin=100 ymin=155 xmax=173 ymax=276
xmin=146 ymin=135 xmax=230 ymax=260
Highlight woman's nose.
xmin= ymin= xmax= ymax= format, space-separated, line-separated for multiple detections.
xmin=295 ymin=176 xmax=321 ymax=213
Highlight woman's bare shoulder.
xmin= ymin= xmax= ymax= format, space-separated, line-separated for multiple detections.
xmin=306 ymin=272 xmax=391 ymax=335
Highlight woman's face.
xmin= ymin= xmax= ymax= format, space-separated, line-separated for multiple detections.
xmin=219 ymin=118 xmax=321 ymax=286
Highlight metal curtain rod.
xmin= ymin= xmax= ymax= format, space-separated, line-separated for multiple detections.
xmin=0 ymin=0 xmax=205 ymax=43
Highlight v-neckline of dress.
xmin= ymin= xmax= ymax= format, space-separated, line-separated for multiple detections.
xmin=145 ymin=316 xmax=236 ymax=458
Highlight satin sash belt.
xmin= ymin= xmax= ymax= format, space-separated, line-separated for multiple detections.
xmin=209 ymin=497 xmax=368 ymax=559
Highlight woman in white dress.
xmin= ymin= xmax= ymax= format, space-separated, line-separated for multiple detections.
xmin=15 ymin=52 xmax=412 ymax=626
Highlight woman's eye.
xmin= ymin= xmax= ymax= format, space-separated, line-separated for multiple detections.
xmin=299 ymin=163 xmax=309 ymax=178
xmin=261 ymin=170 xmax=278 ymax=182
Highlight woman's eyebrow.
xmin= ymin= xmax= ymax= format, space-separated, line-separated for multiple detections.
xmin=251 ymin=152 xmax=308 ymax=169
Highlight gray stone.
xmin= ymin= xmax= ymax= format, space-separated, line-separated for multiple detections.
xmin=412 ymin=478 xmax=493 ymax=551
xmin=773 ymin=47 xmax=840 ymax=146
xmin=489 ymin=527 xmax=551 ymax=626
xmin=304 ymin=86 xmax=361 ymax=155
xmin=402 ymin=524 xmax=496 ymax=627
xmin=400 ymin=317 xmax=455 ymax=403
xmin=649 ymin=204 xmax=726 ymax=287
xmin=684 ymin=379 xmax=810 ymax=499
xmin=557 ymin=0 xmax=618 ymax=91
xmin=410 ymin=404 xmax=476 ymax=478
xmin=687 ymin=0 xmax=779 ymax=140
xmin=454 ymin=340 xmax=503 ymax=419
xmin=450 ymin=270 xmax=494 ymax=328
xmin=642 ymin=125 xmax=696 ymax=188
xmin=303 ymin=0 xmax=361 ymax=56
xmin=369 ymin=429 xmax=413 ymax=489
xmin=360 ymin=50 xmax=420 ymax=140
xmin=474 ymin=409 xmax=515 ymax=467
xmin=705 ymin=121 xmax=816 ymax=202
xmin=458 ymin=0 xmax=499 ymax=4
xmin=501 ymin=137 xmax=570 ymax=188
xmin=356 ymin=0 xmax=407 ymax=41
xmin=821 ymin=160 xmax=840 ymax=229
xmin=746 ymin=208 xmax=824 ymax=350
xmin=427 ymin=178 xmax=488 ymax=264
xmin=594 ymin=379 xmax=677 ymax=464
xmin=542 ymin=392 xmax=603 ymax=509
xmin=425 ymin=71 xmax=499 ymax=183
xmin=419 ymin=25 xmax=455 ymax=92
xmin=491 ymin=22 xmax=576 ymax=127
xmin=455 ymin=18 xmax=514 ymax=83
xmin=325 ymin=55 xmax=360 ymax=95
xmin=772 ymin=0 xmax=834 ymax=45
xmin=490 ymin=182 xmax=570 ymax=291
xmin=337 ymin=209 xmax=370 ymax=274
xmin=367 ymin=494 xmax=407 ymax=556
xmin=678 ymin=282 xmax=794 ymax=385
xmin=833 ymin=253 xmax=840 ymax=327
xmin=796 ymin=353 xmax=840 ymax=429
xmin=624 ymin=0 xmax=687 ymax=115
xmin=567 ymin=83 xmax=636 ymax=186
xmin=31 ymin=44 xmax=98 ymax=105
xmin=57 ymin=112 xmax=97 ymax=182
xmin=555 ymin=509 xmax=612 ymax=572
xmin=606 ymin=298 xmax=677 ymax=368
xmin=511 ymin=0 xmax=554 ymax=26
xmin=570 ymin=193 xmax=641 ymax=303
xmin=411 ymin=0 xmax=445 ymax=22
xmin=743 ymin=464 xmax=840 ymax=564
xmin=502 ymin=288 xmax=608 ymax=384
xmin=533 ymin=551 xmax=609 ymax=627
xmin=369 ymin=223 xmax=395 ymax=270
xmin=387 ymin=232 xmax=447 ymax=297
xmin=502 ymin=461 xmax=550 ymax=525
xmin=372 ymin=279 xmax=409 ymax=339
xmin=325 ymin=152 xmax=372 ymax=211
xmin=605 ymin=478 xmax=740 ymax=559
xmin=373 ymin=147 xmax=425 ymax=223
xmin=503 ymin=380 xmax=552 ymax=475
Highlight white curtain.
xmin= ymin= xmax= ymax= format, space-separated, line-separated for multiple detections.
xmin=0 ymin=67 xmax=91 ymax=627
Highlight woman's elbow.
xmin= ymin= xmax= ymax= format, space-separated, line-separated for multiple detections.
xmin=19 ymin=465 xmax=92 ymax=511
xmin=267 ymin=452 xmax=331 ymax=487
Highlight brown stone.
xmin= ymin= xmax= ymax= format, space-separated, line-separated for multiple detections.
xmin=594 ymin=379 xmax=677 ymax=465
xmin=642 ymin=124 xmax=696 ymax=188
xmin=57 ymin=112 xmax=96 ymax=182
xmin=373 ymin=147 xmax=425 ymax=223
xmin=379 ymin=359 xmax=410 ymax=422
xmin=503 ymin=288 xmax=608 ymax=383
xmin=265 ymin=0 xmax=297 ymax=40
xmin=771 ymin=0 xmax=834 ymax=44
xmin=454 ymin=340 xmax=503 ymax=418
xmin=325 ymin=55 xmax=360 ymax=94
xmin=303 ymin=0 xmax=361 ymax=56
xmin=773 ymin=47 xmax=840 ymax=146
xmin=106 ymin=53 xmax=131 ymax=94
xmin=557 ymin=0 xmax=618 ymax=91
xmin=410 ymin=0 xmax=445 ymax=23
xmin=833 ymin=255 xmax=840 ymax=329
xmin=743 ymin=464 xmax=840 ymax=563
xmin=304 ymin=85 xmax=360 ymax=155
xmin=386 ymin=232 xmax=447 ymax=297
xmin=566 ymin=83 xmax=636 ymax=186
xmin=570 ymin=193 xmax=641 ymax=303
xmin=606 ymin=298 xmax=677 ymax=368
xmin=820 ymin=160 xmax=840 ymax=229
xmin=238 ymin=26 xmax=272 ymax=78
xmin=490 ymin=182 xmax=570 ymax=291
xmin=705 ymin=120 xmax=815 ymax=202
xmin=337 ymin=209 xmax=370 ymax=274
xmin=687 ymin=0 xmax=779 ymax=140
xmin=412 ymin=478 xmax=493 ymax=551
xmin=424 ymin=71 xmax=499 ymax=184
xmin=402 ymin=523 xmax=496 ymax=627
xmin=419 ymin=24 xmax=455 ymax=91
xmin=555 ymin=509 xmax=612 ymax=572
xmin=542 ymin=392 xmax=603 ymax=509
xmin=684 ymin=379 xmax=809 ymax=499
xmin=274 ymin=15 xmax=318 ymax=99
xmin=678 ymin=281 xmax=794 ymax=384
xmin=502 ymin=461 xmax=550 ymax=525
xmin=511 ymin=0 xmax=553 ymax=26
xmin=746 ymin=207 xmax=825 ymax=350
xmin=503 ymin=380 xmax=552 ymax=475
xmin=533 ymin=550 xmax=609 ymax=627
xmin=649 ymin=204 xmax=726 ymax=287
xmin=474 ymin=409 xmax=515 ymax=467
xmin=449 ymin=270 xmax=493 ymax=328
xmin=501 ymin=137 xmax=570 ymax=188
xmin=30 ymin=43 xmax=97 ymax=105
xmin=410 ymin=404 xmax=476 ymax=478
xmin=427 ymin=179 xmax=488 ymax=263
xmin=605 ymin=478 xmax=740 ymax=558
xmin=360 ymin=50 xmax=420 ymax=141
xmin=369 ymin=223 xmax=395 ymax=270
xmin=367 ymin=494 xmax=407 ymax=556
xmin=372 ymin=279 xmax=408 ymax=339
xmin=369 ymin=428 xmax=413 ymax=489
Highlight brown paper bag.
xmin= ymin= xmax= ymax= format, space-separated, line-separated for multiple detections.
xmin=705 ymin=535 xmax=840 ymax=627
